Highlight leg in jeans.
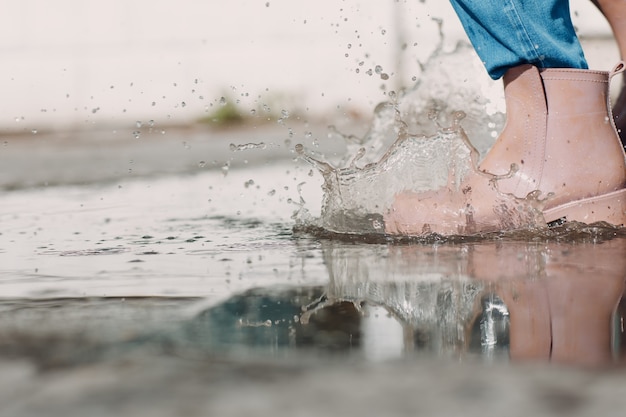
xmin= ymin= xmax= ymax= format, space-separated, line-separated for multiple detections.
xmin=449 ymin=0 xmax=588 ymax=79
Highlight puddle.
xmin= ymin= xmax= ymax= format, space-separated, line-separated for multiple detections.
xmin=2 ymin=225 xmax=625 ymax=369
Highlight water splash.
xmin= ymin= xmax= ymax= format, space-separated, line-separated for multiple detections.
xmin=293 ymin=36 xmax=550 ymax=237
xmin=230 ymin=142 xmax=267 ymax=152
xmin=297 ymin=107 xmax=476 ymax=235
xmin=478 ymin=294 xmax=510 ymax=351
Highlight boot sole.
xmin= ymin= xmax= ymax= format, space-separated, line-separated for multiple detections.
xmin=543 ymin=189 xmax=626 ymax=227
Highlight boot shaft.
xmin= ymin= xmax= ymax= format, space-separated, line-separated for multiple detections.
xmin=540 ymin=68 xmax=626 ymax=206
xmin=485 ymin=65 xmax=626 ymax=206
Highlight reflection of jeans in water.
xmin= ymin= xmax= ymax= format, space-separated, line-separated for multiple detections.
xmin=449 ymin=0 xmax=588 ymax=79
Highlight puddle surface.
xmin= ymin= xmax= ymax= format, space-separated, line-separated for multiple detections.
xmin=2 ymin=162 xmax=625 ymax=368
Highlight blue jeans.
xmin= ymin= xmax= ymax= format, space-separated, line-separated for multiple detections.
xmin=449 ymin=0 xmax=588 ymax=79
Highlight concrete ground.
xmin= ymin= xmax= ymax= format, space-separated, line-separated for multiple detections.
xmin=2 ymin=351 xmax=626 ymax=417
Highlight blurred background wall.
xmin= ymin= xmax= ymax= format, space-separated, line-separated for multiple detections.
xmin=0 ymin=0 xmax=611 ymax=132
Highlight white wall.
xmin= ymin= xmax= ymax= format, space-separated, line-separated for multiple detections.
xmin=0 ymin=0 xmax=610 ymax=131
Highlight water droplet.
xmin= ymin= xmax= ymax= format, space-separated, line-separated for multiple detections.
xmin=136 ymin=121 xmax=142 ymax=128
xmin=244 ymin=179 xmax=255 ymax=188
xmin=267 ymin=189 xmax=276 ymax=196
xmin=31 ymin=129 xmax=38 ymax=135
xmin=198 ymin=161 xmax=206 ymax=168
xmin=132 ymin=131 xmax=141 ymax=139
xmin=219 ymin=97 xmax=227 ymax=106
xmin=380 ymin=73 xmax=389 ymax=80
xmin=221 ymin=162 xmax=230 ymax=176
xmin=281 ymin=109 xmax=290 ymax=118
xmin=230 ymin=142 xmax=267 ymax=151
xmin=375 ymin=65 xmax=383 ymax=74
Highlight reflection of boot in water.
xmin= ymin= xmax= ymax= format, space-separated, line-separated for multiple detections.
xmin=469 ymin=294 xmax=511 ymax=358
xmin=613 ymin=296 xmax=626 ymax=360
xmin=385 ymin=64 xmax=626 ymax=236
xmin=545 ymin=242 xmax=626 ymax=366
xmin=592 ymin=0 xmax=626 ymax=149
xmin=469 ymin=238 xmax=626 ymax=366
xmin=316 ymin=237 xmax=626 ymax=362
xmin=469 ymin=289 xmax=552 ymax=361
xmin=467 ymin=244 xmax=552 ymax=361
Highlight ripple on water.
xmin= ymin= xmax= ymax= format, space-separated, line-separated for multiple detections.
xmin=294 ymin=221 xmax=626 ymax=245
xmin=41 ymin=247 xmax=131 ymax=257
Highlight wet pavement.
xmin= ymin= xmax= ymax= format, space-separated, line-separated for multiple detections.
xmin=3 ymin=349 xmax=626 ymax=417
xmin=2 ymin=36 xmax=626 ymax=414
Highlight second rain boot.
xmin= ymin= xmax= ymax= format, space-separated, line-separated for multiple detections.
xmin=592 ymin=0 xmax=626 ymax=149
xmin=384 ymin=63 xmax=626 ymax=236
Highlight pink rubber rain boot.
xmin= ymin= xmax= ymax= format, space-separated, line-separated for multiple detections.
xmin=385 ymin=63 xmax=626 ymax=236
xmin=592 ymin=0 xmax=626 ymax=147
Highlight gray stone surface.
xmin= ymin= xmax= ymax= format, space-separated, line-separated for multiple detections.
xmin=1 ymin=353 xmax=625 ymax=417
